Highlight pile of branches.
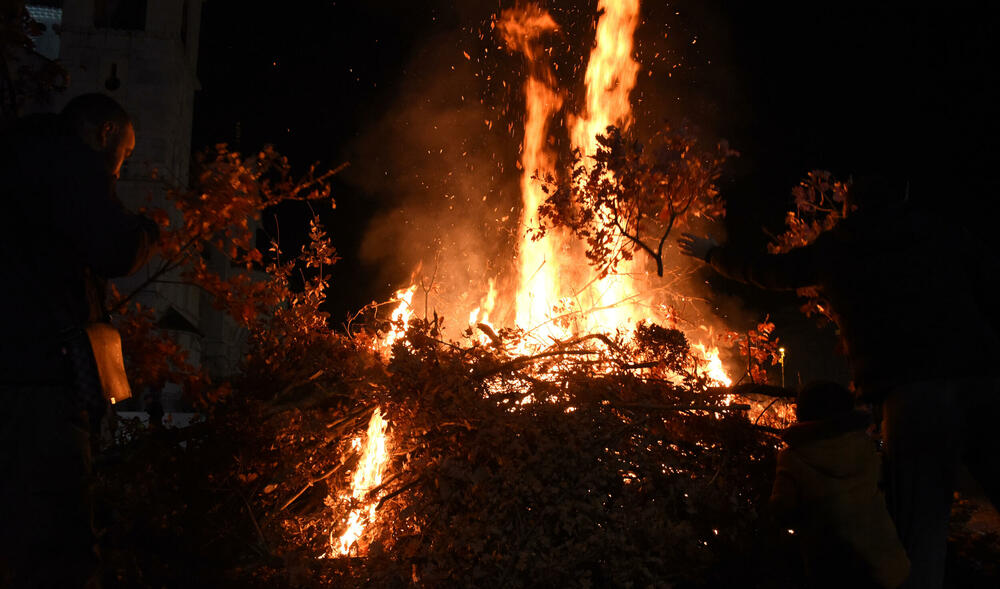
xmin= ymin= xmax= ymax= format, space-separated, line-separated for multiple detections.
xmin=97 ymin=318 xmax=806 ymax=588
xmin=332 ymin=322 xmax=789 ymax=587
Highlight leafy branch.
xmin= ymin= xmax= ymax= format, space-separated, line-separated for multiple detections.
xmin=537 ymin=124 xmax=734 ymax=277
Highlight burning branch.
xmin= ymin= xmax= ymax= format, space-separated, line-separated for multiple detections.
xmin=538 ymin=125 xmax=734 ymax=278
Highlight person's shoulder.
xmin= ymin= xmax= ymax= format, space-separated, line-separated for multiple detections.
xmin=775 ymin=444 xmax=804 ymax=470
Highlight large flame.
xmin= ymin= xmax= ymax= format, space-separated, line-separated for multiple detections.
xmin=498 ymin=5 xmax=567 ymax=342
xmin=568 ymin=0 xmax=643 ymax=332
xmin=501 ymin=0 xmax=644 ymax=343
xmin=333 ymin=407 xmax=390 ymax=556
xmin=385 ymin=0 xmax=732 ymax=381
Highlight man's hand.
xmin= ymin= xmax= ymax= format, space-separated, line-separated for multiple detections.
xmin=678 ymin=232 xmax=719 ymax=262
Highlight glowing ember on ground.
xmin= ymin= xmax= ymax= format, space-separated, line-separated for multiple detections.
xmin=331 ymin=408 xmax=390 ymax=556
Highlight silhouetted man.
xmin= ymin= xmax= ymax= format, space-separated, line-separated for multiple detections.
xmin=680 ymin=192 xmax=1000 ymax=589
xmin=0 ymin=93 xmax=158 ymax=587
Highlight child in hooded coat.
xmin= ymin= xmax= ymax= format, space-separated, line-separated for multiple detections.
xmin=770 ymin=381 xmax=910 ymax=589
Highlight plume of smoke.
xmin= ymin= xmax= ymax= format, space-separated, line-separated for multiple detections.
xmin=348 ymin=31 xmax=522 ymax=336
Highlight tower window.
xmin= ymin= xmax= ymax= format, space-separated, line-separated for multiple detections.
xmin=94 ymin=0 xmax=147 ymax=31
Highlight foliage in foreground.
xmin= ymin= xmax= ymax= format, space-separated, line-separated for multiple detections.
xmin=95 ymin=145 xmax=1000 ymax=587
xmin=97 ymin=142 xmax=801 ymax=587
xmin=111 ymin=145 xmax=342 ymax=406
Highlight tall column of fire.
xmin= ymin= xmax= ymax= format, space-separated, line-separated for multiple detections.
xmin=500 ymin=1 xmax=644 ymax=339
xmin=569 ymin=0 xmax=643 ymax=330
xmin=499 ymin=7 xmax=567 ymax=338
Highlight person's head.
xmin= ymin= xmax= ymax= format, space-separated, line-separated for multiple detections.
xmin=60 ymin=93 xmax=135 ymax=179
xmin=795 ymin=380 xmax=855 ymax=422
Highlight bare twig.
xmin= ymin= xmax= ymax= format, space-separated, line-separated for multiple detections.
xmin=279 ymin=464 xmax=345 ymax=513
xmin=614 ymin=402 xmax=751 ymax=413
xmin=754 ymin=397 xmax=781 ymax=426
xmin=476 ymin=322 xmax=502 ymax=347
xmin=377 ymin=480 xmax=421 ymax=510
xmin=238 ymin=489 xmax=270 ymax=553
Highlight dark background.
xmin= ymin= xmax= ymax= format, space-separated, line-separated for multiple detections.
xmin=191 ymin=0 xmax=999 ymax=386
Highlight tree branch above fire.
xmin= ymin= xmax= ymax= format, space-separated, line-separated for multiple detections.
xmin=536 ymin=125 xmax=733 ymax=278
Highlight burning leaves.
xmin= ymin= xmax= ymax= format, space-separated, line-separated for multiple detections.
xmin=329 ymin=407 xmax=390 ymax=557
xmin=302 ymin=321 xmax=780 ymax=586
xmin=538 ymin=124 xmax=733 ymax=279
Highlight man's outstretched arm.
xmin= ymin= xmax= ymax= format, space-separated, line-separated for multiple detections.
xmin=678 ymin=232 xmax=823 ymax=291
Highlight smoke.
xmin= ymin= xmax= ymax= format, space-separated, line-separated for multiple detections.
xmin=346 ymin=23 xmax=522 ymax=334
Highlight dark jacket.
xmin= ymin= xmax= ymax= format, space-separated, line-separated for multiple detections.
xmin=0 ymin=114 xmax=158 ymax=382
xmin=771 ymin=411 xmax=910 ymax=589
xmin=708 ymin=203 xmax=1000 ymax=398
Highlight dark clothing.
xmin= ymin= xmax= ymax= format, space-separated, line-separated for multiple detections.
xmin=0 ymin=113 xmax=158 ymax=382
xmin=709 ymin=202 xmax=1000 ymax=589
xmin=707 ymin=203 xmax=1000 ymax=400
xmin=882 ymin=377 xmax=1000 ymax=589
xmin=0 ymin=114 xmax=157 ymax=587
xmin=771 ymin=411 xmax=910 ymax=589
xmin=0 ymin=384 xmax=99 ymax=588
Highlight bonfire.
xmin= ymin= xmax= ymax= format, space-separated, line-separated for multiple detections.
xmin=310 ymin=1 xmax=795 ymax=582
xmin=101 ymin=1 xmax=804 ymax=587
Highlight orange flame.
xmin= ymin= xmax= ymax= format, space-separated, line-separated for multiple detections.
xmin=378 ymin=1 xmax=734 ymax=386
xmin=501 ymin=0 xmax=646 ymax=344
xmin=499 ymin=5 xmax=568 ymax=341
xmin=332 ymin=407 xmax=390 ymax=556
xmin=567 ymin=0 xmax=643 ymax=332
xmin=376 ymin=285 xmax=417 ymax=356
xmin=691 ymin=343 xmax=733 ymax=387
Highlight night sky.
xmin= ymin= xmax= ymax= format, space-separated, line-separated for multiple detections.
xmin=190 ymin=0 xmax=999 ymax=384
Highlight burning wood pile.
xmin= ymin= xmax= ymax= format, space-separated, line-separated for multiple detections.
xmin=97 ymin=1 xmax=807 ymax=586
xmin=244 ymin=1 xmax=795 ymax=583
xmin=232 ymin=320 xmax=785 ymax=587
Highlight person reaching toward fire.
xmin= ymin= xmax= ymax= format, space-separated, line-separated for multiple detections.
xmin=0 ymin=93 xmax=159 ymax=587
xmin=679 ymin=184 xmax=1000 ymax=589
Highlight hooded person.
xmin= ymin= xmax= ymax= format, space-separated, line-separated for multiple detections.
xmin=770 ymin=381 xmax=910 ymax=589
xmin=680 ymin=184 xmax=1000 ymax=589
